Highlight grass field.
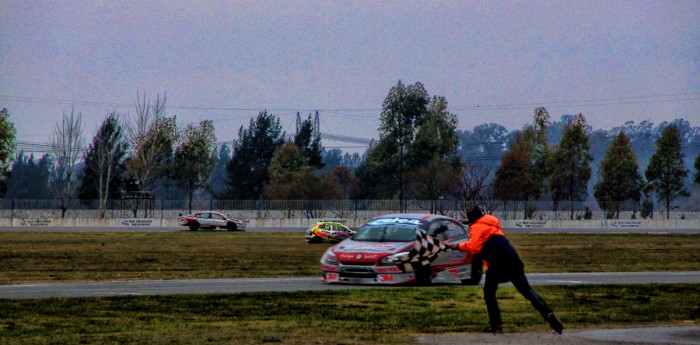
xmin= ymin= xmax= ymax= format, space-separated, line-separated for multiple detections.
xmin=1 ymin=284 xmax=698 ymax=344
xmin=1 ymin=232 xmax=699 ymax=283
xmin=1 ymin=231 xmax=699 ymax=344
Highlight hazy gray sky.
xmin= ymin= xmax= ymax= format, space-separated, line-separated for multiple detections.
xmin=1 ymin=1 xmax=698 ymax=154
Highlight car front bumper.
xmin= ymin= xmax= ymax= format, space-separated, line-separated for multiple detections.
xmin=321 ymin=263 xmax=473 ymax=285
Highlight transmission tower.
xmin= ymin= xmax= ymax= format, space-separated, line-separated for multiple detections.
xmin=296 ymin=112 xmax=302 ymax=133
xmin=313 ymin=110 xmax=320 ymax=140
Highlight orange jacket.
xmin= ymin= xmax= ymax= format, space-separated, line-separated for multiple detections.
xmin=457 ymin=214 xmax=504 ymax=256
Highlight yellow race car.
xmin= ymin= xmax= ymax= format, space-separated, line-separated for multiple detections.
xmin=305 ymin=221 xmax=356 ymax=244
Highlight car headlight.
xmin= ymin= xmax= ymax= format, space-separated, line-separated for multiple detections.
xmin=321 ymin=249 xmax=338 ymax=265
xmin=380 ymin=252 xmax=410 ymax=265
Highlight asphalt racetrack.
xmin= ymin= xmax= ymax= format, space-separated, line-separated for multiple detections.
xmin=2 ymin=271 xmax=700 ymax=299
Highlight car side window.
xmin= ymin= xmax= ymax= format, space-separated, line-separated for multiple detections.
xmin=213 ymin=214 xmax=224 ymax=220
xmin=428 ymin=221 xmax=449 ymax=241
xmin=444 ymin=220 xmax=467 ymax=239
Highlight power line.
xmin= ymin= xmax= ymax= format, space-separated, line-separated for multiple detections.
xmin=450 ymin=92 xmax=700 ymax=111
xmin=2 ymin=91 xmax=698 ymax=115
xmin=320 ymin=133 xmax=373 ymax=145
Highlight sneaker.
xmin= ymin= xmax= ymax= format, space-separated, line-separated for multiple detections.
xmin=484 ymin=325 xmax=503 ymax=333
xmin=547 ymin=313 xmax=564 ymax=334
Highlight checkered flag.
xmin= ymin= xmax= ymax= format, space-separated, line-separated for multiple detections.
xmin=393 ymin=229 xmax=452 ymax=273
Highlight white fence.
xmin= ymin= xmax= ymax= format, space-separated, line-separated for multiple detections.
xmin=0 ymin=199 xmax=698 ymax=229
xmin=1 ymin=216 xmax=698 ymax=230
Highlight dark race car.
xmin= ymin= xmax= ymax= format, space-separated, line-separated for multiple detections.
xmin=178 ymin=211 xmax=246 ymax=231
xmin=305 ymin=221 xmax=356 ymax=244
xmin=320 ymin=213 xmax=482 ymax=285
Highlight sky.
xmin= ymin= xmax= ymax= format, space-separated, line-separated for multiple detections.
xmin=1 ymin=0 xmax=699 ymax=155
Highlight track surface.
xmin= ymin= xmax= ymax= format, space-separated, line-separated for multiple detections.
xmin=2 ymin=271 xmax=699 ymax=299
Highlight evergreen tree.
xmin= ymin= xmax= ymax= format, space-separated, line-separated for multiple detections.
xmin=645 ymin=125 xmax=689 ymax=219
xmin=0 ymin=108 xmax=17 ymax=197
xmin=265 ymin=142 xmax=341 ymax=203
xmin=493 ymin=134 xmax=538 ymax=202
xmin=611 ymin=120 xmax=656 ymax=171
xmin=356 ymin=80 xmax=430 ymax=200
xmin=406 ymin=95 xmax=462 ymax=200
xmin=340 ymin=152 xmax=363 ymax=172
xmin=694 ymin=153 xmax=700 ymax=186
xmin=520 ymin=107 xmax=551 ymax=200
xmin=519 ymin=127 xmax=545 ymax=200
xmin=294 ymin=113 xmax=324 ymax=170
xmin=6 ymin=152 xmax=53 ymax=199
xmin=548 ymin=114 xmax=593 ymax=219
xmin=354 ymin=140 xmax=395 ymax=198
xmin=207 ymin=143 xmax=231 ymax=197
xmin=264 ymin=143 xmax=310 ymax=200
xmin=318 ymin=148 xmax=343 ymax=176
xmin=409 ymin=96 xmax=459 ymax=163
xmin=223 ymin=111 xmax=285 ymax=199
xmin=77 ymin=112 xmax=129 ymax=217
xmin=593 ymin=131 xmax=644 ymax=219
xmin=174 ymin=120 xmax=216 ymax=213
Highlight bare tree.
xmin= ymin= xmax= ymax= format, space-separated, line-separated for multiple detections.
xmin=406 ymin=154 xmax=461 ymax=214
xmin=48 ymin=108 xmax=85 ymax=217
xmin=125 ymin=92 xmax=174 ymax=190
xmin=457 ymin=162 xmax=494 ymax=218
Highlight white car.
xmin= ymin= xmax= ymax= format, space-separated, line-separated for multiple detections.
xmin=179 ymin=211 xmax=246 ymax=231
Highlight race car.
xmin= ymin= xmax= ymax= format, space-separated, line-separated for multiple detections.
xmin=305 ymin=221 xmax=356 ymax=244
xmin=319 ymin=213 xmax=482 ymax=285
xmin=178 ymin=211 xmax=246 ymax=231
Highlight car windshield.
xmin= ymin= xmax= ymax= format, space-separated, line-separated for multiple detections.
xmin=352 ymin=225 xmax=417 ymax=242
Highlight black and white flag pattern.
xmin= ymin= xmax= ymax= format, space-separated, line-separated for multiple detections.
xmin=393 ymin=229 xmax=452 ymax=273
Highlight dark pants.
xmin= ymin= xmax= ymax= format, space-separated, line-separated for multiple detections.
xmin=483 ymin=270 xmax=553 ymax=327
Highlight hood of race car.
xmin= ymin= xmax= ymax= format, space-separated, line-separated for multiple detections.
xmin=332 ymin=239 xmax=412 ymax=264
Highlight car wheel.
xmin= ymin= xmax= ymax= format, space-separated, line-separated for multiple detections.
xmin=461 ymin=260 xmax=483 ymax=285
xmin=307 ymin=236 xmax=323 ymax=244
xmin=227 ymin=222 xmax=237 ymax=231
xmin=415 ymin=265 xmax=433 ymax=285
xmin=189 ymin=223 xmax=199 ymax=231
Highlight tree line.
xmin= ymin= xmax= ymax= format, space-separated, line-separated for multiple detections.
xmin=1 ymin=82 xmax=699 ymax=219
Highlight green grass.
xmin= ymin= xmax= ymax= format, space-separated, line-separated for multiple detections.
xmin=0 ymin=232 xmax=329 ymax=283
xmin=1 ymin=284 xmax=698 ymax=344
xmin=0 ymin=232 xmax=698 ymax=283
